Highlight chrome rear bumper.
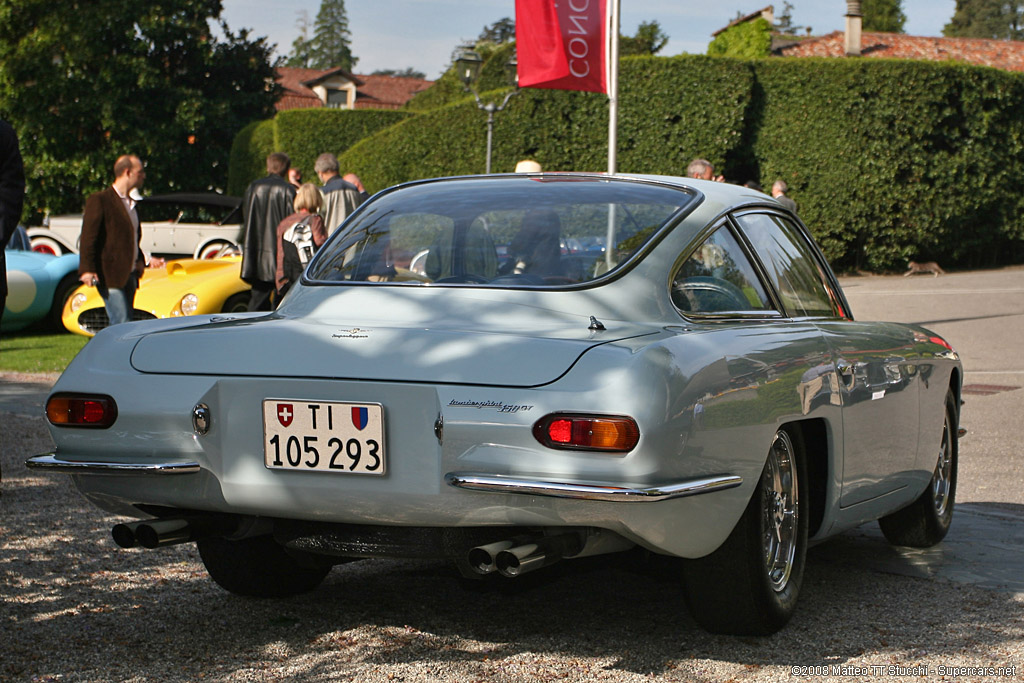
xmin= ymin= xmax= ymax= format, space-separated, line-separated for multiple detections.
xmin=445 ymin=472 xmax=742 ymax=502
xmin=26 ymin=453 xmax=200 ymax=475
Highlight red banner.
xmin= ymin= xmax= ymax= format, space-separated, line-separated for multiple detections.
xmin=515 ymin=0 xmax=607 ymax=94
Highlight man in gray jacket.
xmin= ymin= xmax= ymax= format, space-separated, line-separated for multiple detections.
xmin=315 ymin=153 xmax=364 ymax=235
xmin=241 ymin=153 xmax=296 ymax=311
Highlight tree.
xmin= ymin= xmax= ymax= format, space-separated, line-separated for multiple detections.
xmin=620 ymin=21 xmax=669 ymax=56
xmin=286 ymin=10 xmax=315 ymax=68
xmin=478 ymin=17 xmax=516 ymax=45
xmin=372 ymin=68 xmax=427 ymax=79
xmin=307 ymin=0 xmax=358 ymax=70
xmin=774 ymin=2 xmax=806 ymax=36
xmin=862 ymin=0 xmax=907 ymax=32
xmin=0 ymin=0 xmax=279 ymax=219
xmin=943 ymin=0 xmax=1024 ymax=39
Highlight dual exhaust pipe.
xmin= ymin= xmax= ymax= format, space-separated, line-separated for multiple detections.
xmin=111 ymin=516 xmax=236 ymax=549
xmin=467 ymin=533 xmax=585 ymax=578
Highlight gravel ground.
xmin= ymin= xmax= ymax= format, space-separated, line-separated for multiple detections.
xmin=2 ymin=377 xmax=1023 ymax=682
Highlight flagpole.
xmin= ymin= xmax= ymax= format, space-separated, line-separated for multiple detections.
xmin=607 ymin=0 xmax=620 ymax=175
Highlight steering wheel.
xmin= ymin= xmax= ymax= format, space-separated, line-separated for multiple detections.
xmin=673 ymin=276 xmax=752 ymax=313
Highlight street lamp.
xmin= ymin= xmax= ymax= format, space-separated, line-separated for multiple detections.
xmin=454 ymin=47 xmax=520 ymax=174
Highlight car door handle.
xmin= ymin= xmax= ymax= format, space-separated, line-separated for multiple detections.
xmin=837 ymin=362 xmax=856 ymax=389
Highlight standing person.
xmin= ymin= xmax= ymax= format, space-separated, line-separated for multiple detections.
xmin=315 ymin=153 xmax=364 ymax=235
xmin=241 ymin=152 xmax=296 ymax=311
xmin=288 ymin=167 xmax=303 ymax=189
xmin=78 ymin=155 xmax=148 ymax=327
xmin=686 ymin=158 xmax=725 ymax=182
xmin=0 ymin=118 xmax=26 ymax=342
xmin=772 ymin=180 xmax=798 ymax=213
xmin=276 ymin=183 xmax=328 ymax=299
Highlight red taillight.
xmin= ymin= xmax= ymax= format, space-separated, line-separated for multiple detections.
xmin=533 ymin=414 xmax=640 ymax=452
xmin=46 ymin=394 xmax=118 ymax=428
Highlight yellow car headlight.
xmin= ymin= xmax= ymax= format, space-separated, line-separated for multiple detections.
xmin=179 ymin=293 xmax=199 ymax=316
xmin=69 ymin=292 xmax=88 ymax=313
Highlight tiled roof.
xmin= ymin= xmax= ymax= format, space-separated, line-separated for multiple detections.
xmin=353 ymin=74 xmax=434 ymax=110
xmin=276 ymin=67 xmax=332 ymax=111
xmin=275 ymin=67 xmax=434 ymax=111
xmin=712 ymin=6 xmax=775 ymax=37
xmin=775 ymin=31 xmax=1024 ymax=72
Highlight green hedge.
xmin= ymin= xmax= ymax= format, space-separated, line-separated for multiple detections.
xmin=227 ymin=119 xmax=277 ymax=196
xmin=340 ymin=55 xmax=753 ymax=188
xmin=232 ymin=53 xmax=1024 ymax=271
xmin=751 ymin=58 xmax=1024 ymax=269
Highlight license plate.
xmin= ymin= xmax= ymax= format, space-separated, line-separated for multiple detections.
xmin=263 ymin=400 xmax=385 ymax=474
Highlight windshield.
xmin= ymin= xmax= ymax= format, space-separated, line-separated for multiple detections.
xmin=306 ymin=176 xmax=694 ymax=288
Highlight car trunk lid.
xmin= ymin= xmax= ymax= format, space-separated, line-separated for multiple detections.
xmin=129 ymin=314 xmax=655 ymax=387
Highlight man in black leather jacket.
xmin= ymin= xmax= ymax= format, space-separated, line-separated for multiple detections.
xmin=241 ymin=152 xmax=296 ymax=311
xmin=1 ymin=118 xmax=26 ymax=340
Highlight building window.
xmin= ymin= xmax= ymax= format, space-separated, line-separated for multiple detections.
xmin=326 ymin=88 xmax=349 ymax=108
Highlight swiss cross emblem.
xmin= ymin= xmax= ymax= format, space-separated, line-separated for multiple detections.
xmin=277 ymin=403 xmax=294 ymax=427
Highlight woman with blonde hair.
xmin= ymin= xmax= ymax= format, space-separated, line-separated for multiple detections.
xmin=275 ymin=182 xmax=328 ymax=300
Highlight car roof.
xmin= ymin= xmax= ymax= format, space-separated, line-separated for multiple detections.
xmin=389 ymin=172 xmax=780 ymax=213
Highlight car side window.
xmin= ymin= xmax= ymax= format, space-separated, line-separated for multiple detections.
xmin=735 ymin=213 xmax=839 ymax=318
xmin=671 ymin=225 xmax=773 ymax=315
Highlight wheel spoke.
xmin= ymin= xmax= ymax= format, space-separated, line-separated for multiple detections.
xmin=932 ymin=415 xmax=953 ymax=516
xmin=762 ymin=430 xmax=798 ymax=592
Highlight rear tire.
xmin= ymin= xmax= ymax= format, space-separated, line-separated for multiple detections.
xmin=879 ymin=388 xmax=958 ymax=547
xmin=682 ymin=426 xmax=808 ymax=635
xmin=197 ymin=535 xmax=330 ymax=597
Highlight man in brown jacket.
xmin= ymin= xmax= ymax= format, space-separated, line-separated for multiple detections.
xmin=78 ymin=155 xmax=148 ymax=326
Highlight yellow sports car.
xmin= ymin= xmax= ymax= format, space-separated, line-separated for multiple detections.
xmin=62 ymin=255 xmax=250 ymax=337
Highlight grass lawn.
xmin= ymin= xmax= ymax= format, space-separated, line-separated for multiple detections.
xmin=0 ymin=330 xmax=88 ymax=374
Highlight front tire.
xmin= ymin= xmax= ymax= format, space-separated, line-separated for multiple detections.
xmin=197 ymin=535 xmax=330 ymax=597
xmin=682 ymin=426 xmax=808 ymax=635
xmin=31 ymin=236 xmax=64 ymax=255
xmin=221 ymin=292 xmax=250 ymax=313
xmin=879 ymin=388 xmax=958 ymax=547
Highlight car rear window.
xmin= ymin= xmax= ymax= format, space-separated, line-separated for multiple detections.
xmin=306 ymin=177 xmax=693 ymax=288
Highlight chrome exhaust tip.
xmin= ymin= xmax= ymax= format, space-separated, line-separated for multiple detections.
xmin=495 ymin=533 xmax=584 ymax=578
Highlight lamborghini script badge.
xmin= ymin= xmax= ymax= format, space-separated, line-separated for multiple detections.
xmin=332 ymin=328 xmax=370 ymax=339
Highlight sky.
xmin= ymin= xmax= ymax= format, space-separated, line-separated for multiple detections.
xmin=218 ymin=0 xmax=959 ymax=79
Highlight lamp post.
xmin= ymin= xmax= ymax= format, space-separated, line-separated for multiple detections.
xmin=454 ymin=47 xmax=520 ymax=174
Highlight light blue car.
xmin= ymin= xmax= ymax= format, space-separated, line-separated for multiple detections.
xmin=27 ymin=174 xmax=962 ymax=635
xmin=3 ymin=226 xmax=79 ymax=331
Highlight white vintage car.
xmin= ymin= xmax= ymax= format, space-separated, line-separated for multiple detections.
xmin=28 ymin=193 xmax=242 ymax=259
xmin=28 ymin=174 xmax=962 ymax=635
